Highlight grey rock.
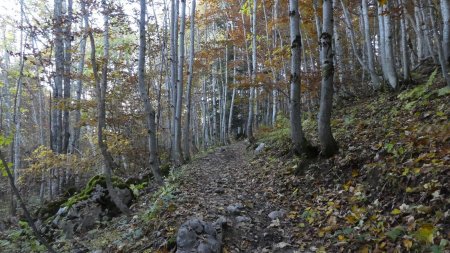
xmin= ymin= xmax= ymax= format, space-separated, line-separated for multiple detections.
xmin=116 ymin=187 xmax=133 ymax=206
xmin=226 ymin=203 xmax=244 ymax=215
xmin=56 ymin=206 xmax=68 ymax=216
xmin=198 ymin=242 xmax=213 ymax=253
xmin=205 ymin=234 xmax=221 ymax=252
xmin=268 ymin=209 xmax=286 ymax=220
xmin=255 ymin=143 xmax=265 ymax=154
xmin=67 ymin=207 xmax=79 ymax=219
xmin=176 ymin=227 xmax=197 ymax=248
xmin=188 ymin=218 xmax=205 ymax=234
xmin=235 ymin=216 xmax=251 ymax=223
xmin=76 ymin=204 xmax=102 ymax=232
xmin=203 ymin=223 xmax=216 ymax=236
xmin=213 ymin=216 xmax=228 ymax=228
xmin=60 ymin=220 xmax=74 ymax=239
xmin=176 ymin=218 xmax=222 ymax=253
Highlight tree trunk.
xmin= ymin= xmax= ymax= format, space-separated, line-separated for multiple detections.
xmin=362 ymin=0 xmax=382 ymax=89
xmin=71 ymin=1 xmax=87 ymax=154
xmin=53 ymin=0 xmax=64 ymax=155
xmin=429 ymin=0 xmax=450 ymax=86
xmin=62 ymin=0 xmax=73 ymax=154
xmin=399 ymin=0 xmax=411 ymax=80
xmin=201 ymin=79 xmax=209 ymax=150
xmin=441 ymin=0 xmax=450 ymax=64
xmin=11 ymin=0 xmax=26 ymax=216
xmin=183 ymin=0 xmax=196 ymax=161
xmin=318 ymin=0 xmax=338 ymax=157
xmin=138 ymin=0 xmax=164 ymax=185
xmin=289 ymin=0 xmax=310 ymax=154
xmin=170 ymin=0 xmax=179 ymax=161
xmin=341 ymin=0 xmax=380 ymax=88
xmin=382 ymin=0 xmax=399 ymax=89
xmin=246 ymin=0 xmax=257 ymax=141
xmin=174 ymin=0 xmax=186 ymax=165
xmin=87 ymin=0 xmax=130 ymax=214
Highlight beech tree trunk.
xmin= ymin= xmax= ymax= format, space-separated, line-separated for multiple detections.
xmin=399 ymin=0 xmax=411 ymax=80
xmin=441 ymin=0 xmax=450 ymax=64
xmin=87 ymin=0 xmax=130 ymax=214
xmin=318 ymin=0 xmax=338 ymax=157
xmin=71 ymin=0 xmax=87 ymax=154
xmin=11 ymin=0 xmax=26 ymax=216
xmin=362 ymin=0 xmax=381 ymax=89
xmin=53 ymin=0 xmax=63 ymax=155
xmin=138 ymin=0 xmax=163 ymax=184
xmin=170 ymin=0 xmax=179 ymax=161
xmin=183 ymin=0 xmax=196 ymax=161
xmin=289 ymin=0 xmax=309 ymax=154
xmin=173 ymin=0 xmax=186 ymax=165
xmin=429 ymin=0 xmax=450 ymax=86
xmin=246 ymin=0 xmax=257 ymax=141
xmin=62 ymin=0 xmax=73 ymax=154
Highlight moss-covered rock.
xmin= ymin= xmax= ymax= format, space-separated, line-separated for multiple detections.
xmin=63 ymin=175 xmax=129 ymax=208
xmin=35 ymin=198 xmax=68 ymax=220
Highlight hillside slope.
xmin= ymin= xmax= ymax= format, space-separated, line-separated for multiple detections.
xmin=1 ymin=76 xmax=449 ymax=253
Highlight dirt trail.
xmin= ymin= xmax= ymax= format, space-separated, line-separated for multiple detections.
xmin=175 ymin=142 xmax=297 ymax=252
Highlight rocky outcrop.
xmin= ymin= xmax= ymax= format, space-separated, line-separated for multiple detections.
xmin=40 ymin=184 xmax=132 ymax=239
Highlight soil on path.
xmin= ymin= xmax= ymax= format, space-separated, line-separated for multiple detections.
xmin=173 ymin=142 xmax=298 ymax=253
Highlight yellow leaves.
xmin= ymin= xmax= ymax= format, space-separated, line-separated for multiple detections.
xmin=414 ymin=224 xmax=434 ymax=244
xmin=288 ymin=211 xmax=298 ymax=220
xmin=403 ymin=239 xmax=413 ymax=250
xmin=345 ymin=215 xmax=357 ymax=225
xmin=358 ymin=245 xmax=370 ymax=253
xmin=318 ymin=226 xmax=332 ymax=237
xmin=391 ymin=208 xmax=402 ymax=215
xmin=343 ymin=180 xmax=352 ymax=191
xmin=416 ymin=205 xmax=432 ymax=214
xmin=345 ymin=206 xmax=366 ymax=225
xmin=327 ymin=216 xmax=337 ymax=227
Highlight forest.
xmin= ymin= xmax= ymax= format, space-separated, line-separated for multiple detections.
xmin=0 ymin=0 xmax=449 ymax=252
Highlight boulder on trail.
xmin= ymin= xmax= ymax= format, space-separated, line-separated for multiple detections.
xmin=176 ymin=217 xmax=227 ymax=253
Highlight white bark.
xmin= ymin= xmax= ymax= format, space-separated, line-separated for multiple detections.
xmin=183 ymin=0 xmax=196 ymax=160
xmin=174 ymin=0 xmax=186 ymax=165
xmin=382 ymin=1 xmax=398 ymax=89
xmin=289 ymin=0 xmax=309 ymax=153
xmin=246 ymin=0 xmax=257 ymax=140
xmin=362 ymin=0 xmax=381 ymax=89
xmin=170 ymin=0 xmax=179 ymax=159
xmin=441 ymin=0 xmax=450 ymax=64
xmin=318 ymin=0 xmax=338 ymax=157
xmin=399 ymin=0 xmax=410 ymax=80
xmin=138 ymin=0 xmax=163 ymax=184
